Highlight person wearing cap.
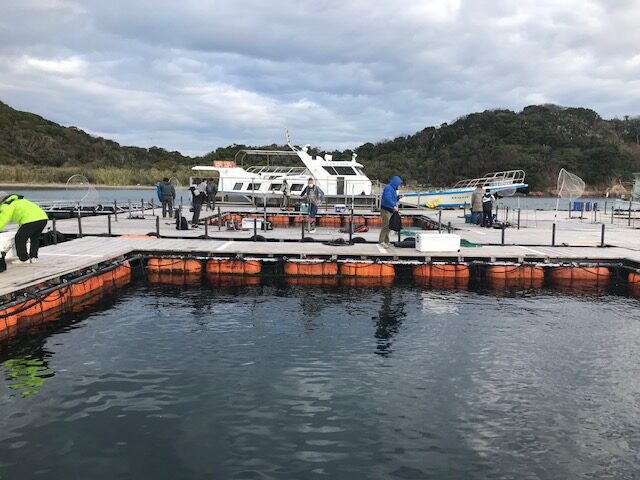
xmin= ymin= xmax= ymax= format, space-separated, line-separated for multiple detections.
xmin=0 ymin=193 xmax=49 ymax=265
xmin=379 ymin=176 xmax=403 ymax=248
xmin=300 ymin=178 xmax=324 ymax=233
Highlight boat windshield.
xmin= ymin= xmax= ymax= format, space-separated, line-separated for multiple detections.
xmin=246 ymin=166 xmax=307 ymax=176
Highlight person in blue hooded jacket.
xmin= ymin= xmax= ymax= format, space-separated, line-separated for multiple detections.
xmin=379 ymin=176 xmax=403 ymax=247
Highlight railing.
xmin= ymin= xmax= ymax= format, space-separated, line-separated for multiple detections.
xmin=453 ymin=170 xmax=526 ymax=189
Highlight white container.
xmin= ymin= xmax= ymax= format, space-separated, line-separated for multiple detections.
xmin=0 ymin=231 xmax=15 ymax=257
xmin=241 ymin=218 xmax=264 ymax=230
xmin=335 ymin=204 xmax=348 ymax=213
xmin=415 ymin=233 xmax=460 ymax=252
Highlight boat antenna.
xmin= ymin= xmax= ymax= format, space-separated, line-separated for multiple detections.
xmin=285 ymin=128 xmax=298 ymax=151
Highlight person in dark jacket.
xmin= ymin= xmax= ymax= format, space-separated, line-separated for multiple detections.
xmin=159 ymin=178 xmax=176 ymax=218
xmin=482 ymin=189 xmax=495 ymax=227
xmin=300 ymin=178 xmax=324 ymax=233
xmin=189 ymin=178 xmax=205 ymax=227
xmin=470 ymin=186 xmax=483 ymax=225
xmin=379 ymin=176 xmax=403 ymax=247
xmin=206 ymin=179 xmax=218 ymax=211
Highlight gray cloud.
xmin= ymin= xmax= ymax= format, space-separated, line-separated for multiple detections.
xmin=1 ymin=0 xmax=639 ymax=155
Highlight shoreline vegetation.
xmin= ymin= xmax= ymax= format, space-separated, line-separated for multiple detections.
xmin=1 ymin=101 xmax=639 ymax=195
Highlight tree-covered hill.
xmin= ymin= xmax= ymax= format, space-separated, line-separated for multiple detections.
xmin=352 ymin=105 xmax=640 ymax=191
xmin=1 ymin=100 xmax=639 ymax=191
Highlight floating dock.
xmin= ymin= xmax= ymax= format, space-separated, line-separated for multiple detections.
xmin=2 ymin=204 xmax=640 ymax=340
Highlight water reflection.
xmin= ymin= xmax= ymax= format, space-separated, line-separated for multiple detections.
xmin=373 ymin=290 xmax=406 ymax=356
xmin=2 ymin=355 xmax=54 ymax=397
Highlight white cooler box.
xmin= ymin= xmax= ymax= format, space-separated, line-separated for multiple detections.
xmin=0 ymin=231 xmax=15 ymax=258
xmin=415 ymin=233 xmax=461 ymax=252
xmin=241 ymin=218 xmax=265 ymax=230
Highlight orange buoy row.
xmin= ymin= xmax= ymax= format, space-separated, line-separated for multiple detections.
xmin=206 ymin=259 xmax=262 ymax=275
xmin=0 ymin=261 xmax=132 ymax=340
xmin=628 ymin=272 xmax=640 ymax=284
xmin=268 ymin=215 xmax=290 ymax=227
xmin=340 ymin=262 xmax=395 ymax=277
xmin=284 ymin=261 xmax=338 ymax=276
xmin=319 ymin=217 xmax=341 ymax=228
xmin=365 ymin=217 xmax=382 ymax=227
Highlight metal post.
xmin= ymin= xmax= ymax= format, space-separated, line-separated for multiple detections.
xmin=114 ymin=200 xmax=118 ymax=222
xmin=600 ymin=224 xmax=605 ymax=247
xmin=501 ymin=225 xmax=505 ymax=245
xmin=438 ymin=210 xmax=442 ymax=233
xmin=301 ymin=216 xmax=305 ymax=241
xmin=108 ymin=214 xmax=112 ymax=235
xmin=218 ymin=206 xmax=222 ymax=231
xmin=349 ymin=209 xmax=353 ymax=244
xmin=552 ymin=223 xmax=556 ymax=246
xmin=629 ymin=202 xmax=632 ymax=227
xmin=77 ymin=210 xmax=83 ymax=238
xmin=581 ymin=202 xmax=585 ymax=220
xmin=141 ymin=198 xmax=144 ymax=216
xmin=204 ymin=219 xmax=208 ymax=239
xmin=263 ymin=195 xmax=267 ymax=226
xmin=611 ymin=205 xmax=614 ymax=225
xmin=447 ymin=221 xmax=451 ymax=234
xmin=505 ymin=207 xmax=509 ymax=225
xmin=253 ymin=218 xmax=257 ymax=240
xmin=517 ymin=208 xmax=521 ymax=230
xmin=156 ymin=216 xmax=160 ymax=237
xmin=52 ymin=218 xmax=58 ymax=244
xmin=151 ymin=198 xmax=155 ymax=216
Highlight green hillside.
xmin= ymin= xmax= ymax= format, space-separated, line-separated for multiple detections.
xmin=1 ymin=100 xmax=639 ymax=191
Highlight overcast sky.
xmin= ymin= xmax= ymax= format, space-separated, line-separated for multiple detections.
xmin=1 ymin=0 xmax=639 ymax=155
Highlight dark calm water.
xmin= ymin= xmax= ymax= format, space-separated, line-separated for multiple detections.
xmin=1 ymin=280 xmax=640 ymax=479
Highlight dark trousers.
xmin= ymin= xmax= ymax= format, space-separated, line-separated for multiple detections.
xmin=162 ymin=197 xmax=174 ymax=218
xmin=15 ymin=220 xmax=47 ymax=261
xmin=192 ymin=201 xmax=203 ymax=225
xmin=482 ymin=208 xmax=493 ymax=227
xmin=308 ymin=203 xmax=318 ymax=229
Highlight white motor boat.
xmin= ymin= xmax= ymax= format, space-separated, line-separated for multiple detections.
xmin=401 ymin=170 xmax=528 ymax=208
xmin=191 ymin=144 xmax=373 ymax=199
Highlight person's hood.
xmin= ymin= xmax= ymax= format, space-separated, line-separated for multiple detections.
xmin=389 ymin=176 xmax=403 ymax=189
xmin=0 ymin=193 xmax=18 ymax=205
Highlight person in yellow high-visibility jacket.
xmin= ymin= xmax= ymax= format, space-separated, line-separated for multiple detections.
xmin=0 ymin=194 xmax=49 ymax=265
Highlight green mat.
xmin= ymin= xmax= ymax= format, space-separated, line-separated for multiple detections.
xmin=461 ymin=239 xmax=482 ymax=247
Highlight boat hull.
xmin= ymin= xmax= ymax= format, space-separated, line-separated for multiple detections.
xmin=401 ymin=183 xmax=528 ymax=208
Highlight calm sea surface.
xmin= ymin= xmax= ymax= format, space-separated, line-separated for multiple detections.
xmin=1 ymin=280 xmax=639 ymax=479
xmin=5 ymin=187 xmax=611 ymax=211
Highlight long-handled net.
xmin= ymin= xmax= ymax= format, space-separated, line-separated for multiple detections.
xmin=555 ymin=168 xmax=585 ymax=221
xmin=65 ymin=174 xmax=98 ymax=207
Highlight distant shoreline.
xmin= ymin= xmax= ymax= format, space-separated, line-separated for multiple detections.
xmin=0 ymin=183 xmax=157 ymax=190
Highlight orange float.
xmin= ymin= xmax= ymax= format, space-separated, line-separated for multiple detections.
xmin=147 ymin=258 xmax=202 ymax=274
xmin=628 ymin=272 xmax=640 ymax=284
xmin=549 ymin=267 xmax=610 ymax=284
xmin=206 ymin=259 xmax=262 ymax=275
xmin=284 ymin=261 xmax=338 ymax=276
xmin=340 ymin=262 xmax=395 ymax=277
xmin=413 ymin=264 xmax=470 ymax=289
xmin=319 ymin=217 xmax=341 ymax=228
xmin=365 ymin=217 xmax=383 ymax=227
xmin=401 ymin=217 xmax=414 ymax=227
xmin=486 ymin=265 xmax=544 ymax=289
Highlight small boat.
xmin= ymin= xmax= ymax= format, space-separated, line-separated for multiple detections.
xmin=191 ymin=144 xmax=373 ymax=200
xmin=401 ymin=170 xmax=528 ymax=208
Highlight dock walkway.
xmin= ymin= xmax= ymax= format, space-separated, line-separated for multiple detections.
xmin=2 ymin=236 xmax=640 ymax=300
